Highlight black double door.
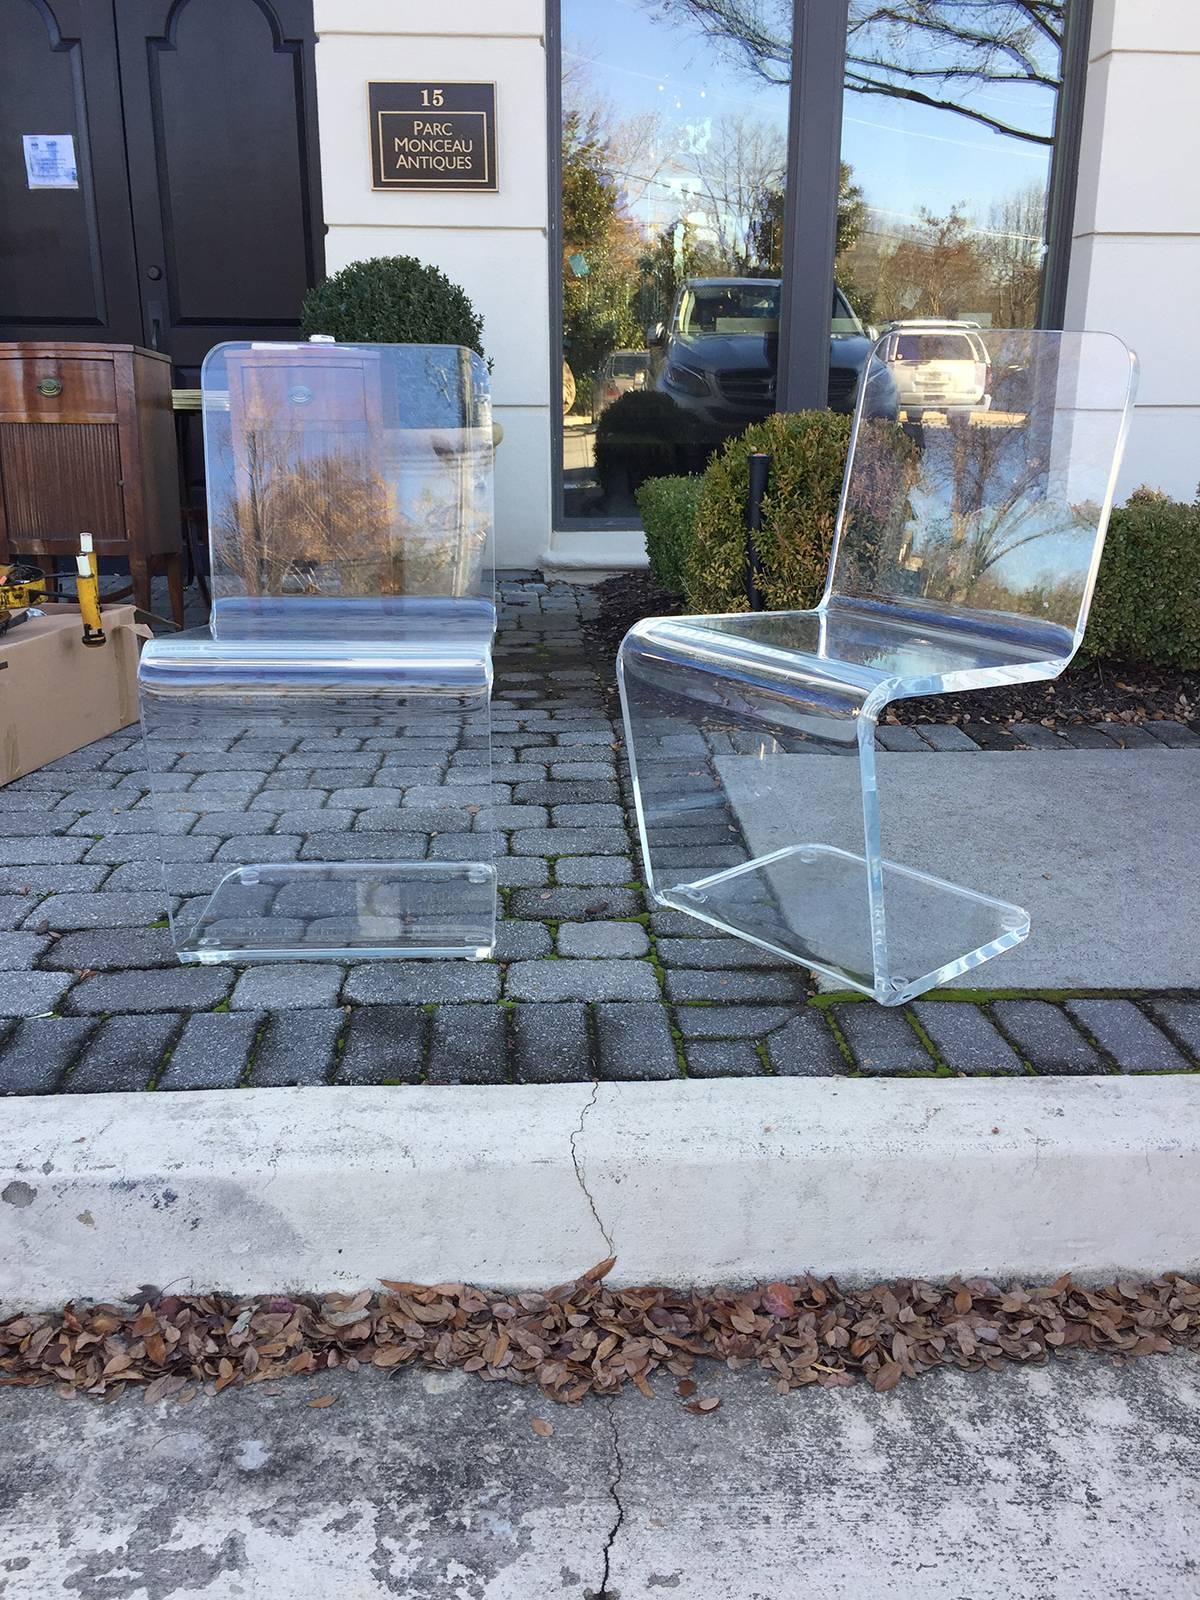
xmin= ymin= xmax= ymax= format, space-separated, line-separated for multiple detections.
xmin=0 ymin=0 xmax=324 ymax=376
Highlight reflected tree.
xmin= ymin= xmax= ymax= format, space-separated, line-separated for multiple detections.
xmin=649 ymin=1 xmax=1064 ymax=144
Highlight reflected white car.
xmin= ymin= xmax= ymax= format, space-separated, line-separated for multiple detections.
xmin=881 ymin=321 xmax=993 ymax=419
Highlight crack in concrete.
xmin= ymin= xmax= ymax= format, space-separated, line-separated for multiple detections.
xmin=591 ymin=1397 xmax=625 ymax=1600
xmin=569 ymin=1082 xmax=614 ymax=1258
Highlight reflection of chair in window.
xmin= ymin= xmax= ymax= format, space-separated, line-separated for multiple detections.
xmin=618 ymin=330 xmax=1136 ymax=1004
xmin=139 ymin=341 xmax=497 ymax=965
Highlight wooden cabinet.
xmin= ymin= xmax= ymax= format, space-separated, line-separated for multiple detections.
xmin=0 ymin=342 xmax=183 ymax=624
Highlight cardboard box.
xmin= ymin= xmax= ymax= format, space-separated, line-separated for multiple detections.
xmin=0 ymin=605 xmax=150 ymax=786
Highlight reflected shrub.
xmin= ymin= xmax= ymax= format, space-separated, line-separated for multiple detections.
xmin=594 ymin=391 xmax=707 ymax=504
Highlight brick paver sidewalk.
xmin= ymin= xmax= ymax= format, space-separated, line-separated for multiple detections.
xmin=0 ymin=576 xmax=1196 ymax=1094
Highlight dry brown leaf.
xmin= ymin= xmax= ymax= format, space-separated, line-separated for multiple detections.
xmin=531 ymin=1417 xmax=554 ymax=1437
xmin=308 ymin=1394 xmax=338 ymax=1409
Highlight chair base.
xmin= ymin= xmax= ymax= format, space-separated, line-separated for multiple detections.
xmin=658 ymin=844 xmax=1029 ymax=1006
xmin=175 ymin=861 xmax=497 ymax=965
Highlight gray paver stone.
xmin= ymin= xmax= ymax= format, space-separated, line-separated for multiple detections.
xmin=493 ymin=921 xmax=553 ymax=960
xmin=508 ymin=888 xmax=642 ymax=921
xmin=875 ymin=726 xmax=931 ymax=752
xmin=1144 ymin=1001 xmax=1200 ymax=1061
xmin=511 ymin=828 xmax=629 ymax=858
xmin=549 ymin=804 xmax=625 ymax=827
xmin=656 ymin=938 xmax=789 ymax=970
xmin=512 ymin=782 xmax=620 ymax=806
xmin=663 ymin=969 xmax=805 ymax=1003
xmin=766 ymin=1009 xmax=848 ymax=1076
xmin=554 ymin=856 xmax=634 ymax=886
xmin=0 ymin=1017 xmax=96 ymax=1094
xmin=557 ymin=921 xmax=649 ymax=959
xmin=913 ymin=724 xmax=981 ymax=752
xmin=676 ymin=1004 xmax=798 ymax=1039
xmin=594 ymin=1002 xmax=679 ymax=1082
xmin=495 ymin=857 xmax=551 ymax=888
xmin=64 ymin=1013 xmax=180 ymax=1093
xmin=159 ymin=1011 xmax=264 ymax=1090
xmin=1064 ymin=999 xmax=1190 ymax=1073
xmin=337 ymin=1005 xmax=425 ymax=1085
xmin=833 ymin=1004 xmax=935 ymax=1074
xmin=41 ymin=927 xmax=178 ymax=972
xmin=34 ymin=893 xmax=167 ymax=930
xmin=685 ymin=1038 xmax=763 ymax=1077
xmin=0 ymin=971 xmax=74 ymax=1017
xmin=0 ymin=867 xmax=111 ymax=895
xmin=512 ymin=1003 xmax=592 ymax=1084
xmin=427 ymin=1003 xmax=508 ymax=1085
xmin=231 ymin=963 xmax=344 ymax=1012
xmin=505 ymin=959 xmax=658 ymax=1002
xmin=343 ymin=962 xmax=501 ymax=1005
xmin=250 ymin=1009 xmax=344 ymax=1087
xmin=0 ymin=933 xmax=51 ymax=970
xmin=1143 ymin=720 xmax=1200 ymax=748
xmin=0 ymin=838 xmax=89 ymax=866
xmin=64 ymin=966 xmax=235 ymax=1015
xmin=911 ymin=1002 xmax=1025 ymax=1075
xmin=990 ymin=1001 xmax=1103 ymax=1074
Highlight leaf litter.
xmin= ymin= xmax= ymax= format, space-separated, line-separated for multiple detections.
xmin=3 ymin=1261 xmax=1198 ymax=1410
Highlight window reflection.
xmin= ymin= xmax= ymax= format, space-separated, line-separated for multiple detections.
xmin=559 ymin=1 xmax=1069 ymax=519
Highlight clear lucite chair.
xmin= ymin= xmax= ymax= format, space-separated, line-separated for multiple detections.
xmin=139 ymin=341 xmax=496 ymax=964
xmin=619 ymin=330 xmax=1137 ymax=1004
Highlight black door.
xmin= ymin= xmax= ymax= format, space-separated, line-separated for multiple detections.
xmin=0 ymin=0 xmax=324 ymax=368
xmin=0 ymin=0 xmax=144 ymax=344
xmin=114 ymin=0 xmax=324 ymax=372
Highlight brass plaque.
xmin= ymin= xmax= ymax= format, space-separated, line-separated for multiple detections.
xmin=369 ymin=82 xmax=498 ymax=193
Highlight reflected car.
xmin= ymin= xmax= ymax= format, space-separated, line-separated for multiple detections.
xmin=594 ymin=350 xmax=649 ymax=416
xmin=879 ymin=321 xmax=993 ymax=420
xmin=645 ymin=277 xmax=898 ymax=438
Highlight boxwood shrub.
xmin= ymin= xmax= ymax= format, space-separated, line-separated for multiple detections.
xmin=594 ymin=391 xmax=707 ymax=502
xmin=300 ymin=255 xmax=485 ymax=355
xmin=1084 ymin=488 xmax=1200 ymax=669
xmin=635 ymin=474 xmax=704 ymax=595
xmin=685 ymin=411 xmax=854 ymax=612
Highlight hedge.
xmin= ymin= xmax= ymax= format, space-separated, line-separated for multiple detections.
xmin=1084 ymin=489 xmax=1200 ymax=669
xmin=636 ymin=475 xmax=704 ymax=595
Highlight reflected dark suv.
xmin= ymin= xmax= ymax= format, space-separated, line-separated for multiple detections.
xmin=646 ymin=277 xmax=897 ymax=437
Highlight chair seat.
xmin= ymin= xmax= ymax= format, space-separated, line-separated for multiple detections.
xmin=628 ymin=597 xmax=1074 ymax=703
xmin=139 ymin=626 xmax=494 ymax=698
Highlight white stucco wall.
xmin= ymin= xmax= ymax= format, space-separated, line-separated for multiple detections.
xmin=313 ymin=0 xmax=552 ymax=569
xmin=1065 ymin=0 xmax=1200 ymax=499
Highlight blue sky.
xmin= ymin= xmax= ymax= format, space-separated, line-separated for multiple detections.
xmin=563 ymin=0 xmax=1056 ymax=238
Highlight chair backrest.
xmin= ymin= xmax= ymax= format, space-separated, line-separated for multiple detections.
xmin=827 ymin=329 xmax=1137 ymax=661
xmin=201 ymin=340 xmax=494 ymax=641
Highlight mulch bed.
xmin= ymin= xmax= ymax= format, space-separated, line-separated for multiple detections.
xmin=3 ymin=1261 xmax=1198 ymax=1411
xmin=584 ymin=572 xmax=1198 ymax=731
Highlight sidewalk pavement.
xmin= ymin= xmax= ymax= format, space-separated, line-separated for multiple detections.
xmin=0 ymin=575 xmax=1196 ymax=1094
xmin=2 ymin=1354 xmax=1196 ymax=1598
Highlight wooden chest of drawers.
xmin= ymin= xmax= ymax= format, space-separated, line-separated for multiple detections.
xmin=0 ymin=342 xmax=183 ymax=624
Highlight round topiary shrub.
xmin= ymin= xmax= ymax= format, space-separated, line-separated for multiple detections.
xmin=593 ymin=390 xmax=706 ymax=504
xmin=300 ymin=255 xmax=485 ymax=355
xmin=1083 ymin=487 xmax=1200 ymax=668
xmin=685 ymin=411 xmax=854 ymax=612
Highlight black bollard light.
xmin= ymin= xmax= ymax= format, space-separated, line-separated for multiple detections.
xmin=745 ymin=451 xmax=770 ymax=612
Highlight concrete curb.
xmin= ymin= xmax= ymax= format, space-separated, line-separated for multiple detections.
xmin=2 ymin=1077 xmax=1199 ymax=1307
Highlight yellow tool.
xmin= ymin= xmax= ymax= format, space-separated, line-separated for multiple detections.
xmin=75 ymin=532 xmax=106 ymax=648
xmin=0 ymin=532 xmax=107 ymax=644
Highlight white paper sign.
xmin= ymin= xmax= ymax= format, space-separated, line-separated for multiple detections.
xmin=23 ymin=134 xmax=78 ymax=190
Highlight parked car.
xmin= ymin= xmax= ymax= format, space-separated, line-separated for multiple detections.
xmin=594 ymin=349 xmax=649 ymax=416
xmin=645 ymin=277 xmax=898 ymax=439
xmin=879 ymin=320 xmax=993 ymax=420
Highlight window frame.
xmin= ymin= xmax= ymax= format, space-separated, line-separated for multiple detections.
xmin=546 ymin=0 xmax=1094 ymax=533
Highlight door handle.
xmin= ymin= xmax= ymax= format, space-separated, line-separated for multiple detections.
xmin=146 ymin=298 xmax=165 ymax=352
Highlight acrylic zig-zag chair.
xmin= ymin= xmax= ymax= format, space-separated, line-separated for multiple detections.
xmin=139 ymin=340 xmax=497 ymax=964
xmin=618 ymin=330 xmax=1137 ymax=1004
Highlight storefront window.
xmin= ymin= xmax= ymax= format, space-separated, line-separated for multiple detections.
xmin=837 ymin=2 xmax=1063 ymax=331
xmin=558 ymin=0 xmax=792 ymax=519
xmin=555 ymin=1 xmax=1073 ymax=523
